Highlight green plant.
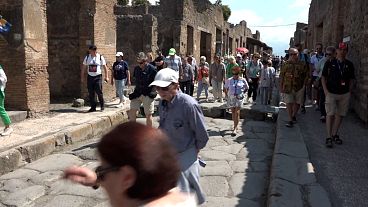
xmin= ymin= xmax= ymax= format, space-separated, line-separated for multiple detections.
xmin=221 ymin=5 xmax=231 ymax=21
xmin=132 ymin=0 xmax=151 ymax=6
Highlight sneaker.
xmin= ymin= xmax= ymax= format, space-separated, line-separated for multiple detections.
xmin=88 ymin=108 xmax=96 ymax=113
xmin=292 ymin=116 xmax=297 ymax=123
xmin=101 ymin=106 xmax=105 ymax=111
xmin=285 ymin=121 xmax=293 ymax=128
xmin=1 ymin=127 xmax=13 ymax=136
xmin=114 ymin=104 xmax=123 ymax=108
xmin=301 ymin=106 xmax=306 ymax=114
xmin=325 ymin=137 xmax=333 ymax=148
xmin=320 ymin=116 xmax=326 ymax=123
xmin=332 ymin=135 xmax=343 ymax=145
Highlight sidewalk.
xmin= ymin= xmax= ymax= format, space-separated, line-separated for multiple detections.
xmin=0 ymin=100 xmax=129 ymax=175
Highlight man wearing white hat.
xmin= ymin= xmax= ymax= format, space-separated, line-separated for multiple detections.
xmin=150 ymin=68 xmax=208 ymax=205
xmin=112 ymin=51 xmax=130 ymax=107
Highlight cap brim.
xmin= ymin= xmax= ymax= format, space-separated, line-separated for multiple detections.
xmin=168 ymin=52 xmax=175 ymax=55
xmin=149 ymin=80 xmax=172 ymax=87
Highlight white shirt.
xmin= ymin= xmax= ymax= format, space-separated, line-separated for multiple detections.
xmin=83 ymin=53 xmax=106 ymax=76
xmin=310 ymin=53 xmax=324 ymax=77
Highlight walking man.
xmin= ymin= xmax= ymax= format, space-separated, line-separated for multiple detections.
xmin=164 ymin=48 xmax=182 ymax=74
xmin=128 ymin=52 xmax=157 ymax=127
xmin=209 ymin=54 xmax=226 ymax=102
xmin=111 ymin=51 xmax=130 ymax=107
xmin=82 ymin=45 xmax=109 ymax=112
xmin=279 ymin=48 xmax=309 ymax=127
xmin=321 ymin=43 xmax=355 ymax=148
xmin=149 ymin=68 xmax=209 ymax=205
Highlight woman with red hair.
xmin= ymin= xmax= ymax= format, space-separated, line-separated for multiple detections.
xmin=224 ymin=66 xmax=249 ymax=136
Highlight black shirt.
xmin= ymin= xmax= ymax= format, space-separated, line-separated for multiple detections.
xmin=133 ymin=63 xmax=157 ymax=96
xmin=322 ymin=58 xmax=355 ymax=94
xmin=112 ymin=61 xmax=128 ymax=80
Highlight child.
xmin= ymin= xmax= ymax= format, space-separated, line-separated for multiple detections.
xmin=259 ymin=60 xmax=273 ymax=105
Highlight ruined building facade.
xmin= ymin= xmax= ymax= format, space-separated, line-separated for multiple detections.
xmin=307 ymin=0 xmax=368 ymax=122
xmin=0 ymin=0 xmax=271 ymax=115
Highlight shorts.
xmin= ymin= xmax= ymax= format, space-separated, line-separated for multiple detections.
xmin=284 ymin=87 xmax=305 ymax=104
xmin=227 ymin=95 xmax=243 ymax=108
xmin=130 ymin=95 xmax=155 ymax=115
xmin=325 ymin=92 xmax=350 ymax=116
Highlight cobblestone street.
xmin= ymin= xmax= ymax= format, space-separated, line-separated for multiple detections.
xmin=0 ymin=116 xmax=275 ymax=207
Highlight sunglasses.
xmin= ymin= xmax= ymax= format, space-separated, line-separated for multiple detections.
xmin=137 ymin=61 xmax=145 ymax=65
xmin=95 ymin=165 xmax=121 ymax=182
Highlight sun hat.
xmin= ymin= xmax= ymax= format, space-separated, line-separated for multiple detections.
xmin=149 ymin=68 xmax=179 ymax=87
xmin=168 ymin=48 xmax=176 ymax=56
xmin=115 ymin=52 xmax=124 ymax=57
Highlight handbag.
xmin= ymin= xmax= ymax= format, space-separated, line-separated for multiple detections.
xmin=202 ymin=77 xmax=209 ymax=85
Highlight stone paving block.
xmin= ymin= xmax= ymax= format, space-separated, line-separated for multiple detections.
xmin=200 ymin=161 xmax=232 ymax=177
xmin=108 ymin=110 xmax=128 ymax=127
xmin=207 ymin=128 xmax=222 ymax=136
xmin=90 ymin=116 xmax=112 ymax=137
xmin=43 ymin=194 xmax=87 ymax=207
xmin=17 ymin=135 xmax=57 ymax=163
xmin=204 ymin=137 xmax=228 ymax=148
xmin=25 ymin=154 xmax=83 ymax=173
xmin=49 ymin=180 xmax=107 ymax=200
xmin=275 ymin=139 xmax=309 ymax=158
xmin=73 ymin=148 xmax=98 ymax=161
xmin=307 ymin=183 xmax=332 ymax=207
xmin=245 ymin=121 xmax=274 ymax=133
xmin=200 ymin=150 xmax=237 ymax=161
xmin=200 ymin=176 xmax=229 ymax=197
xmin=271 ymin=154 xmax=316 ymax=185
xmin=0 ymin=179 xmax=30 ymax=193
xmin=235 ymin=148 xmax=249 ymax=161
xmin=229 ymin=160 xmax=249 ymax=173
xmin=64 ymin=123 xmax=93 ymax=144
xmin=0 ymin=168 xmax=38 ymax=180
xmin=202 ymin=196 xmax=261 ymax=207
xmin=212 ymin=143 xmax=244 ymax=155
xmin=229 ymin=173 xmax=267 ymax=200
xmin=93 ymin=201 xmax=111 ymax=207
xmin=245 ymin=139 xmax=273 ymax=157
xmin=268 ymin=178 xmax=303 ymax=207
xmin=2 ymin=185 xmax=45 ymax=207
xmin=30 ymin=171 xmax=62 ymax=185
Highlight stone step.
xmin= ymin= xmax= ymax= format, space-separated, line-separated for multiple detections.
xmin=0 ymin=111 xmax=27 ymax=127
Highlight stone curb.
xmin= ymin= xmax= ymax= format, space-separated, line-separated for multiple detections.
xmin=0 ymin=109 xmax=129 ymax=175
xmin=267 ymin=108 xmax=331 ymax=207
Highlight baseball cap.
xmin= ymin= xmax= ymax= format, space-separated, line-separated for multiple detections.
xmin=236 ymin=53 xmax=242 ymax=58
xmin=338 ymin=42 xmax=348 ymax=50
xmin=115 ymin=52 xmax=124 ymax=57
xmin=149 ymin=68 xmax=179 ymax=87
xmin=168 ymin=48 xmax=176 ymax=55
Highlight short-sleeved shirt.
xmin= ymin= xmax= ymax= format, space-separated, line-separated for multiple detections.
xmin=133 ymin=63 xmax=157 ymax=96
xmin=83 ymin=53 xmax=106 ymax=76
xmin=159 ymin=92 xmax=209 ymax=154
xmin=280 ymin=60 xmax=309 ymax=93
xmin=112 ymin=60 xmax=129 ymax=80
xmin=165 ymin=55 xmax=182 ymax=73
xmin=322 ymin=58 xmax=355 ymax=94
xmin=224 ymin=77 xmax=249 ymax=97
xmin=310 ymin=53 xmax=324 ymax=76
xmin=180 ymin=63 xmax=194 ymax=82
xmin=246 ymin=61 xmax=262 ymax=78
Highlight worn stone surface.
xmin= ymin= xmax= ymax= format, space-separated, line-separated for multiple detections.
xmin=200 ymin=150 xmax=237 ymax=161
xmin=200 ymin=176 xmax=229 ymax=197
xmin=202 ymin=196 xmax=261 ymax=207
xmin=229 ymin=173 xmax=267 ymax=200
xmin=25 ymin=154 xmax=83 ymax=173
xmin=200 ymin=161 xmax=232 ymax=177
xmin=2 ymin=185 xmax=46 ymax=207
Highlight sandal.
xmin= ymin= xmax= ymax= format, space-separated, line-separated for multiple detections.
xmin=332 ymin=135 xmax=343 ymax=145
xmin=325 ymin=138 xmax=333 ymax=148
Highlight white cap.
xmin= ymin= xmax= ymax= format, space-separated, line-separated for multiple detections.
xmin=149 ymin=68 xmax=179 ymax=87
xmin=236 ymin=53 xmax=242 ymax=57
xmin=115 ymin=52 xmax=124 ymax=57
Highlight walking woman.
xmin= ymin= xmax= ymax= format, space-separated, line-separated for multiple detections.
xmin=224 ymin=66 xmax=249 ymax=136
xmin=0 ymin=65 xmax=13 ymax=136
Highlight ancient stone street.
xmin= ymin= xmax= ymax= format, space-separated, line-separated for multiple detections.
xmin=0 ymin=116 xmax=276 ymax=207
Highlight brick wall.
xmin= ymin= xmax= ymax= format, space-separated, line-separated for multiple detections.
xmin=308 ymin=0 xmax=368 ymax=123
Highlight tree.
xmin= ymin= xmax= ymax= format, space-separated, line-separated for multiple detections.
xmin=117 ymin=0 xmax=129 ymax=6
xmin=221 ymin=5 xmax=231 ymax=21
xmin=132 ymin=0 xmax=151 ymax=6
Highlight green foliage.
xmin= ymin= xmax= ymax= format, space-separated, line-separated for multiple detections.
xmin=132 ymin=0 xmax=151 ymax=6
xmin=221 ymin=5 xmax=231 ymax=21
xmin=117 ymin=0 xmax=129 ymax=6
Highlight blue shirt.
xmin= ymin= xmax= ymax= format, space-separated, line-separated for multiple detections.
xmin=165 ymin=55 xmax=182 ymax=72
xmin=159 ymin=92 xmax=209 ymax=154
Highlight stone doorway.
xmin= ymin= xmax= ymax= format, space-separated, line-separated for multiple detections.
xmin=47 ymin=0 xmax=81 ymax=103
xmin=200 ymin=31 xmax=212 ymax=62
xmin=215 ymin=28 xmax=222 ymax=56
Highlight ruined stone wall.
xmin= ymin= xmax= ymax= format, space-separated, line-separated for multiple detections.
xmin=47 ymin=0 xmax=81 ymax=101
xmin=116 ymin=14 xmax=158 ymax=72
xmin=0 ymin=0 xmax=27 ymax=110
xmin=308 ymin=0 xmax=368 ymax=122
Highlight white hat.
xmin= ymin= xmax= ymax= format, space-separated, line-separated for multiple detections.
xmin=236 ymin=53 xmax=242 ymax=57
xmin=149 ymin=68 xmax=179 ymax=87
xmin=115 ymin=52 xmax=124 ymax=57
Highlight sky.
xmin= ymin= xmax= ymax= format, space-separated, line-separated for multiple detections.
xmin=147 ymin=0 xmax=311 ymax=56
